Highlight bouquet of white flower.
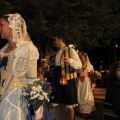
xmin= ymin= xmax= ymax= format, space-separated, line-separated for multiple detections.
xmin=22 ymin=79 xmax=52 ymax=111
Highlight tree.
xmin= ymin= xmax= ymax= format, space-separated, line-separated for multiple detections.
xmin=0 ymin=0 xmax=120 ymax=52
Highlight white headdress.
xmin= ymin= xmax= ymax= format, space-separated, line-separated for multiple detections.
xmin=4 ymin=13 xmax=39 ymax=77
xmin=84 ymin=53 xmax=94 ymax=72
xmin=5 ymin=13 xmax=31 ymax=45
xmin=79 ymin=52 xmax=94 ymax=72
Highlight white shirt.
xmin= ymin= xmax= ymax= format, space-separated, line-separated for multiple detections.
xmin=55 ymin=48 xmax=82 ymax=70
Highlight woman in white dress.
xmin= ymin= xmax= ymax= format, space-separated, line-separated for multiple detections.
xmin=75 ymin=52 xmax=95 ymax=118
xmin=0 ymin=13 xmax=40 ymax=120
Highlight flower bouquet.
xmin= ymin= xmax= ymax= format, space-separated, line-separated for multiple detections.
xmin=22 ymin=79 xmax=52 ymax=118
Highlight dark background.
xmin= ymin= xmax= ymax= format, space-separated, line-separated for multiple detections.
xmin=89 ymin=39 xmax=120 ymax=70
xmin=0 ymin=38 xmax=120 ymax=70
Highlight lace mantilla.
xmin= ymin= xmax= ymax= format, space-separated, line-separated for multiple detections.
xmin=1 ymin=13 xmax=39 ymax=77
xmin=5 ymin=13 xmax=31 ymax=45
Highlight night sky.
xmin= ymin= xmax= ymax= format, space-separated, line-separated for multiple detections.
xmin=89 ymin=39 xmax=120 ymax=70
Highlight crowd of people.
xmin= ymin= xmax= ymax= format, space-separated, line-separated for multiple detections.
xmin=36 ymin=35 xmax=96 ymax=120
xmin=0 ymin=13 xmax=119 ymax=120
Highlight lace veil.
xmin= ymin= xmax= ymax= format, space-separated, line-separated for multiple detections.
xmin=85 ymin=53 xmax=94 ymax=72
xmin=5 ymin=13 xmax=31 ymax=44
xmin=4 ymin=13 xmax=39 ymax=77
xmin=79 ymin=52 xmax=94 ymax=72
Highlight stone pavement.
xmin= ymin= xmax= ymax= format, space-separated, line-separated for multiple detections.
xmin=49 ymin=87 xmax=107 ymax=120
xmin=75 ymin=101 xmax=104 ymax=120
xmin=75 ymin=87 xmax=107 ymax=120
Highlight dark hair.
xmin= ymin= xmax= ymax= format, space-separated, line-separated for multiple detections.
xmin=55 ymin=34 xmax=67 ymax=43
xmin=0 ymin=15 xmax=9 ymax=22
xmin=79 ymin=52 xmax=87 ymax=59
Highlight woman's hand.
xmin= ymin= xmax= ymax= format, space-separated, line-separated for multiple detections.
xmin=35 ymin=106 xmax=44 ymax=120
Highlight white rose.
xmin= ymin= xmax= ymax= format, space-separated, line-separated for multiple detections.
xmin=32 ymin=86 xmax=37 ymax=91
xmin=38 ymin=95 xmax=44 ymax=100
xmin=33 ymin=93 xmax=39 ymax=99
xmin=42 ymin=92 xmax=48 ymax=99
xmin=37 ymin=85 xmax=42 ymax=91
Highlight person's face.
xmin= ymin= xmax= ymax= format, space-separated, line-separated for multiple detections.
xmin=38 ymin=67 xmax=43 ymax=73
xmin=54 ymin=37 xmax=61 ymax=48
xmin=0 ymin=18 xmax=12 ymax=40
xmin=80 ymin=55 xmax=87 ymax=64
xmin=116 ymin=67 xmax=120 ymax=79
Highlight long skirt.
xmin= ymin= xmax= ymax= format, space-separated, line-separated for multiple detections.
xmin=76 ymin=77 xmax=95 ymax=114
xmin=0 ymin=88 xmax=28 ymax=120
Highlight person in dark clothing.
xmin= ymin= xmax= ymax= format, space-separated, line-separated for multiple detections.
xmin=48 ymin=47 xmax=58 ymax=92
xmin=50 ymin=34 xmax=82 ymax=120
xmin=104 ymin=61 xmax=120 ymax=119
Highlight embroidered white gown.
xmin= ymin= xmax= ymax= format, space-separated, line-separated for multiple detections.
xmin=76 ymin=66 xmax=95 ymax=114
xmin=0 ymin=42 xmax=39 ymax=120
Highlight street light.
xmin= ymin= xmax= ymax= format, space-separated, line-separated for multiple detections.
xmin=100 ymin=61 xmax=103 ymax=70
xmin=114 ymin=41 xmax=118 ymax=62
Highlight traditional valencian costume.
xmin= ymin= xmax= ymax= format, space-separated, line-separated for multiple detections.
xmin=51 ymin=46 xmax=82 ymax=120
xmin=0 ymin=13 xmax=39 ymax=120
xmin=76 ymin=53 xmax=95 ymax=116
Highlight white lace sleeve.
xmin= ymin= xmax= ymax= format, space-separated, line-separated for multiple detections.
xmin=12 ymin=45 xmax=29 ymax=77
xmin=12 ymin=42 xmax=39 ymax=77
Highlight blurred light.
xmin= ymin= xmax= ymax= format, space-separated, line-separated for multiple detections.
xmin=114 ymin=41 xmax=118 ymax=47
xmin=68 ymin=44 xmax=74 ymax=48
